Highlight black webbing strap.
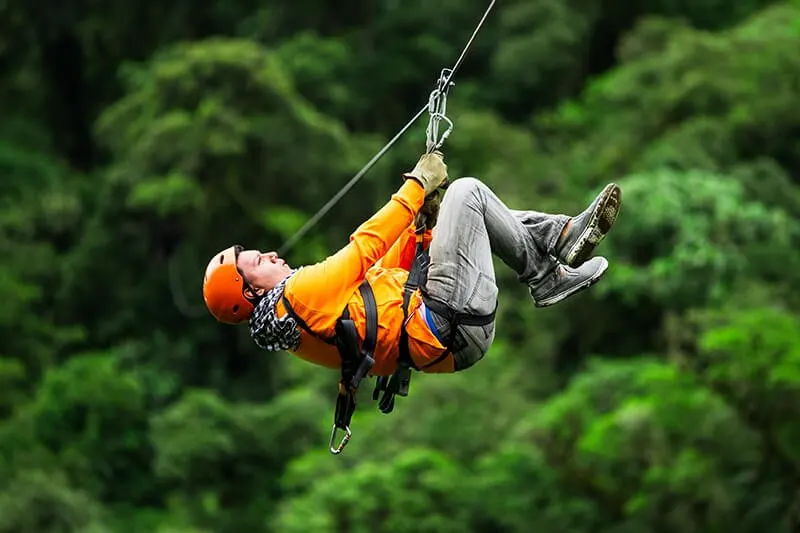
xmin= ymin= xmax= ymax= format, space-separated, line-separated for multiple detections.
xmin=372 ymin=226 xmax=429 ymax=414
xmin=418 ymin=291 xmax=496 ymax=369
xmin=329 ymin=281 xmax=378 ymax=454
xmin=281 ymin=294 xmax=337 ymax=345
xmin=422 ymin=293 xmax=497 ymax=327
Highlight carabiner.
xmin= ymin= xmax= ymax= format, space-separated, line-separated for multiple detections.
xmin=426 ymin=69 xmax=456 ymax=153
xmin=329 ymin=424 xmax=352 ymax=455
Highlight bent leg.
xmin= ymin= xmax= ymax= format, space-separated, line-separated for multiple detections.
xmin=423 ymin=177 xmax=565 ymax=370
xmin=426 ymin=178 xmax=564 ymax=303
xmin=509 ymin=209 xmax=570 ymax=258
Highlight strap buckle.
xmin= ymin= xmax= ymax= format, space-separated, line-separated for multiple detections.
xmin=372 ymin=364 xmax=413 ymax=414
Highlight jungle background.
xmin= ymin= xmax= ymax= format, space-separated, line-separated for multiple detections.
xmin=2 ymin=0 xmax=800 ymax=531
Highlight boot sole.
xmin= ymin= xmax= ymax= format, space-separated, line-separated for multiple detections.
xmin=534 ymin=257 xmax=608 ymax=308
xmin=564 ymin=184 xmax=622 ymax=268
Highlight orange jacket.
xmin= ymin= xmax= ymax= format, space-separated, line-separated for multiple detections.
xmin=275 ymin=179 xmax=453 ymax=375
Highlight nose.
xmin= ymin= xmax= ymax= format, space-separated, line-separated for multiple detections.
xmin=263 ymin=251 xmax=279 ymax=262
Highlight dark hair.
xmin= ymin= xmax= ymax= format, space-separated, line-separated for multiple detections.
xmin=232 ymin=244 xmax=260 ymax=303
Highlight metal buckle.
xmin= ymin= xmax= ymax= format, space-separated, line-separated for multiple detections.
xmin=329 ymin=424 xmax=352 ymax=455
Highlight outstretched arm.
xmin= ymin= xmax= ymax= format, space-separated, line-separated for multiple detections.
xmin=281 ymin=151 xmax=448 ymax=334
xmin=284 ymin=179 xmax=426 ymax=331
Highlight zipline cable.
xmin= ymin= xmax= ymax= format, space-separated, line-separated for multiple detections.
xmin=277 ymin=103 xmax=428 ymax=256
xmin=278 ymin=0 xmax=497 ymax=256
xmin=170 ymin=0 xmax=498 ymax=317
xmin=426 ymin=0 xmax=496 ymax=153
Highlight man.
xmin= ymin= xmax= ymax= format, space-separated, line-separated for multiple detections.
xmin=203 ymin=150 xmax=620 ymax=379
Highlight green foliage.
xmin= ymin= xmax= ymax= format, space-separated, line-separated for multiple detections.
xmin=96 ymin=38 xmax=362 ymax=233
xmin=527 ymin=359 xmax=761 ymax=531
xmin=699 ymin=308 xmax=800 ymax=468
xmin=599 ymin=169 xmax=797 ymax=310
xmin=0 ymin=469 xmax=107 ymax=533
xmin=1 ymin=0 xmax=799 ymax=531
xmin=276 ymin=449 xmax=472 ymax=533
xmin=536 ymin=2 xmax=800 ymax=194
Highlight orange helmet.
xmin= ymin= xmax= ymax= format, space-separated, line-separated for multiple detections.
xmin=203 ymin=245 xmax=257 ymax=324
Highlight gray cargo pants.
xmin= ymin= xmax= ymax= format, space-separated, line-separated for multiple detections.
xmin=423 ymin=177 xmax=568 ymax=371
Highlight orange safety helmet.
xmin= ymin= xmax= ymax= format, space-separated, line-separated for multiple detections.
xmin=203 ymin=245 xmax=257 ymax=324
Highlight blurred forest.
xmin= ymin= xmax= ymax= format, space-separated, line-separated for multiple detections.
xmin=2 ymin=0 xmax=800 ymax=531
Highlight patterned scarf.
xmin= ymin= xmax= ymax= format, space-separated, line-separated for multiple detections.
xmin=249 ymin=270 xmax=301 ymax=352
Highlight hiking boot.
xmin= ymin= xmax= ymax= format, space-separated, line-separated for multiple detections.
xmin=530 ymin=256 xmax=608 ymax=308
xmin=557 ymin=183 xmax=622 ymax=267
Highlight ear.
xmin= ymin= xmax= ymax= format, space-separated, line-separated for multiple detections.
xmin=243 ymin=286 xmax=265 ymax=299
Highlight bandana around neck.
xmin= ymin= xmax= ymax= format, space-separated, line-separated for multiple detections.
xmin=249 ymin=269 xmax=301 ymax=352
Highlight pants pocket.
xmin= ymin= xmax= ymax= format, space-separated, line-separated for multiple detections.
xmin=465 ymin=272 xmax=498 ymax=316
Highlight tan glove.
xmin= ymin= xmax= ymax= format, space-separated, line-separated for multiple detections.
xmin=403 ymin=151 xmax=448 ymax=196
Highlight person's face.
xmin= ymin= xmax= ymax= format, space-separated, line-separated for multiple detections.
xmin=236 ymin=249 xmax=292 ymax=295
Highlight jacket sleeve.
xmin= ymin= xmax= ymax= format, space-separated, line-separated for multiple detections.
xmin=284 ymin=179 xmax=426 ymax=331
xmin=376 ymin=225 xmax=433 ymax=271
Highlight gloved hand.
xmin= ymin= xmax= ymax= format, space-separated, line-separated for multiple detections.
xmin=416 ymin=188 xmax=442 ymax=228
xmin=403 ymin=151 xmax=448 ymax=195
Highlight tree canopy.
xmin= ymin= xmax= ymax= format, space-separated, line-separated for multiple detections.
xmin=1 ymin=0 xmax=800 ymax=531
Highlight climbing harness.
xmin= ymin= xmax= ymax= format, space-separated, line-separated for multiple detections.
xmin=278 ymin=0 xmax=497 ymax=256
xmin=274 ymin=0 xmax=498 ymax=455
xmin=281 ymin=229 xmax=496 ymax=455
xmin=325 ymin=232 xmax=495 ymax=454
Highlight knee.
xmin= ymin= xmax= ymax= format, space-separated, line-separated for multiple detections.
xmin=447 ymin=176 xmax=482 ymax=193
xmin=452 ymin=327 xmax=494 ymax=372
xmin=444 ymin=177 xmax=485 ymax=203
